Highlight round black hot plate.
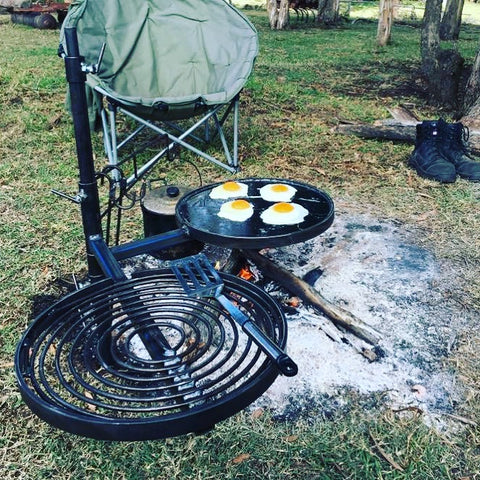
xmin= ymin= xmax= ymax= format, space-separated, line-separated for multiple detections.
xmin=176 ymin=178 xmax=334 ymax=249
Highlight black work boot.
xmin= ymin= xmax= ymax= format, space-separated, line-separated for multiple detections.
xmin=409 ymin=121 xmax=457 ymax=183
xmin=437 ymin=118 xmax=480 ymax=182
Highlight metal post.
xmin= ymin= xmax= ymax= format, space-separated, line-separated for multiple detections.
xmin=63 ymin=27 xmax=103 ymax=280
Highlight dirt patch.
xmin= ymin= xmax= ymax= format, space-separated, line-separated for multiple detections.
xmin=329 ymin=62 xmax=427 ymax=101
xmin=252 ymin=205 xmax=476 ymax=428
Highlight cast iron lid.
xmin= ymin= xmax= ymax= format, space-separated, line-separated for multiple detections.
xmin=142 ymin=185 xmax=191 ymax=216
xmin=176 ymin=178 xmax=334 ymax=249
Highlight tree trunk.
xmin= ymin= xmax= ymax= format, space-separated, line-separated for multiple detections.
xmin=267 ymin=0 xmax=290 ymax=29
xmin=461 ymin=82 xmax=480 ymax=130
xmin=440 ymin=0 xmax=464 ymax=40
xmin=317 ymin=0 xmax=340 ymax=24
xmin=377 ymin=0 xmax=394 ymax=46
xmin=421 ymin=0 xmax=464 ymax=108
xmin=461 ymin=45 xmax=480 ymax=118
xmin=421 ymin=0 xmax=442 ymax=74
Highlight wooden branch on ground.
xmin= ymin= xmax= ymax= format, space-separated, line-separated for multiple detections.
xmin=335 ymin=122 xmax=417 ymax=143
xmin=334 ymin=105 xmax=480 ymax=155
xmin=334 ymin=105 xmax=418 ymax=144
xmin=240 ymin=249 xmax=382 ymax=347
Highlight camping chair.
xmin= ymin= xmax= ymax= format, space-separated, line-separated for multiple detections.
xmin=60 ymin=0 xmax=258 ymax=241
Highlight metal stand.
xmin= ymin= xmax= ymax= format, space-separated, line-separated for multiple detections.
xmin=14 ymin=28 xmax=296 ymax=441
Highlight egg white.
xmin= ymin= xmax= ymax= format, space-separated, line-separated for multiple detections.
xmin=209 ymin=181 xmax=249 ymax=199
xmin=218 ymin=199 xmax=254 ymax=222
xmin=259 ymin=183 xmax=297 ymax=202
xmin=260 ymin=202 xmax=308 ymax=225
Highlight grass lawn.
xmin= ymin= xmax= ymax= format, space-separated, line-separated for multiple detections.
xmin=1 ymin=5 xmax=479 ymax=479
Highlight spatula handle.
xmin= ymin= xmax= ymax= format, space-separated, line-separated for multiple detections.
xmin=217 ymin=294 xmax=298 ymax=377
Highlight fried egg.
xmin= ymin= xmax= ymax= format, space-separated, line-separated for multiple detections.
xmin=260 ymin=202 xmax=308 ymax=225
xmin=218 ymin=199 xmax=254 ymax=222
xmin=209 ymin=181 xmax=249 ymax=199
xmin=259 ymin=183 xmax=297 ymax=202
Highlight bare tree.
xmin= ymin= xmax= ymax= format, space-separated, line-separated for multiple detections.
xmin=317 ymin=0 xmax=340 ymax=24
xmin=377 ymin=0 xmax=394 ymax=46
xmin=461 ymin=46 xmax=480 ymax=126
xmin=267 ymin=0 xmax=290 ymax=29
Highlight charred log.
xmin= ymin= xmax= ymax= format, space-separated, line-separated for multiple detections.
xmin=240 ymin=249 xmax=382 ymax=346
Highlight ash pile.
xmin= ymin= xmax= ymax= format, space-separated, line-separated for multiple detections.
xmin=122 ymin=209 xmax=474 ymax=429
xmin=247 ymin=210 xmax=474 ymax=428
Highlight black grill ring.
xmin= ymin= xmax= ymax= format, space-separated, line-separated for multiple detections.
xmin=15 ymin=270 xmax=287 ymax=440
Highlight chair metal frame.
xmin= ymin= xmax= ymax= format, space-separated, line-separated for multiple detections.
xmin=99 ymin=88 xmax=241 ymax=190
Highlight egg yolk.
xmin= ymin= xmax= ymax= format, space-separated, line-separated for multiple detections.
xmin=222 ymin=181 xmax=241 ymax=192
xmin=272 ymin=202 xmax=294 ymax=213
xmin=231 ymin=199 xmax=251 ymax=210
xmin=271 ymin=184 xmax=289 ymax=192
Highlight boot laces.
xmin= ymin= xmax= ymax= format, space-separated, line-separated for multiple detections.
xmin=449 ymin=123 xmax=471 ymax=155
xmin=459 ymin=124 xmax=471 ymax=155
xmin=422 ymin=135 xmax=444 ymax=156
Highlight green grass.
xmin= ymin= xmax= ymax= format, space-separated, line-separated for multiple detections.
xmin=1 ymin=9 xmax=480 ymax=480
xmin=1 ymin=400 xmax=474 ymax=479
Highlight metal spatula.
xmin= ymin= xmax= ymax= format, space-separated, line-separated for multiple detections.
xmin=170 ymin=254 xmax=298 ymax=377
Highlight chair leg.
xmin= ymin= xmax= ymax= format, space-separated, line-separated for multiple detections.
xmin=121 ymin=107 xmax=238 ymax=174
xmin=101 ymin=104 xmax=121 ymax=182
xmin=101 ymin=99 xmax=240 ymax=176
xmin=233 ymin=97 xmax=239 ymax=169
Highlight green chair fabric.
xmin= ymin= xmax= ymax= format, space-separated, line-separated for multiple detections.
xmin=61 ymin=0 xmax=258 ymax=116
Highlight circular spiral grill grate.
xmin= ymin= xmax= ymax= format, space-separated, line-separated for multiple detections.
xmin=15 ymin=270 xmax=287 ymax=440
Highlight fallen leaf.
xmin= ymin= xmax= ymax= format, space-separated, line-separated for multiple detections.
xmin=48 ymin=114 xmax=62 ymax=128
xmin=232 ymin=453 xmax=250 ymax=464
xmin=361 ymin=348 xmax=378 ymax=362
xmin=411 ymin=384 xmax=427 ymax=399
xmin=285 ymin=435 xmax=299 ymax=443
xmin=250 ymin=408 xmax=264 ymax=419
xmin=416 ymin=210 xmax=436 ymax=222
xmin=84 ymin=390 xmax=97 ymax=412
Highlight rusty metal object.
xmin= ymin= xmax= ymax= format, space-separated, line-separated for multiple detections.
xmin=11 ymin=12 xmax=57 ymax=28
xmin=6 ymin=1 xmax=70 ymax=29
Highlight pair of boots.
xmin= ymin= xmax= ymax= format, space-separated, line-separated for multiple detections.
xmin=409 ymin=118 xmax=480 ymax=183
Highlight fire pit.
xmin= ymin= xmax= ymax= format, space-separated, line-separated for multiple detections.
xmin=15 ymin=174 xmax=334 ymax=440
xmin=14 ymin=29 xmax=335 ymax=441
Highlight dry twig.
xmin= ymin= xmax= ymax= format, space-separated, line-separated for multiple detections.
xmin=369 ymin=430 xmax=405 ymax=472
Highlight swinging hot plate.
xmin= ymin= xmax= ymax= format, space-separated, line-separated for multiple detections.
xmin=176 ymin=178 xmax=334 ymax=250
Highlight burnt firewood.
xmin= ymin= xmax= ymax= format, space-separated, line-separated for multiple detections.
xmin=240 ymin=249 xmax=382 ymax=346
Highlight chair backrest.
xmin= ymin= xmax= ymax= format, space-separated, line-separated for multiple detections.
xmin=61 ymin=0 xmax=258 ymax=108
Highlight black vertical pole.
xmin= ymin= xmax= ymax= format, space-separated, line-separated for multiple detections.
xmin=63 ymin=27 xmax=103 ymax=280
xmin=62 ymin=29 xmax=170 ymax=359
